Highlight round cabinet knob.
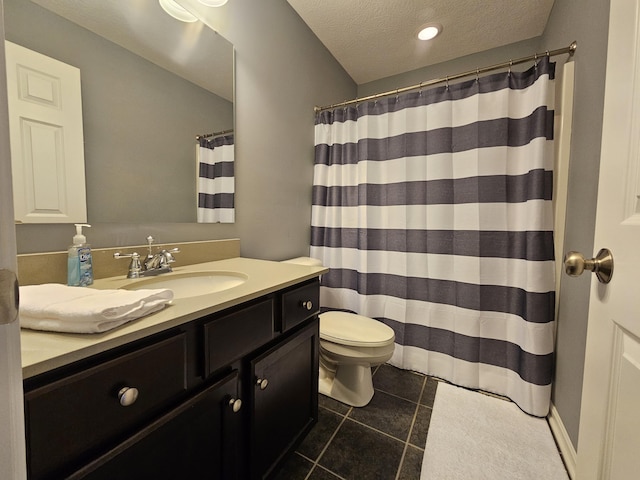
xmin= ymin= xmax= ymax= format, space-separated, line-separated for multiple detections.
xmin=256 ymin=377 xmax=269 ymax=390
xmin=301 ymin=300 xmax=313 ymax=311
xmin=563 ymin=248 xmax=614 ymax=284
xmin=118 ymin=387 xmax=139 ymax=407
xmin=228 ymin=398 xmax=242 ymax=413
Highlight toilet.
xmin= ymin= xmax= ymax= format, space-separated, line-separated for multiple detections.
xmin=283 ymin=257 xmax=396 ymax=407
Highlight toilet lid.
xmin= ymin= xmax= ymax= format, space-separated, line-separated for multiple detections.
xmin=319 ymin=311 xmax=395 ymax=347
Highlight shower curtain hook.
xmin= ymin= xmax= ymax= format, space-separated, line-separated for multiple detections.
xmin=475 ymin=68 xmax=479 ymax=83
xmin=396 ymin=88 xmax=400 ymax=101
xmin=534 ymin=53 xmax=538 ymax=70
xmin=508 ymin=60 xmax=512 ymax=77
xmin=445 ymin=76 xmax=449 ymax=90
xmin=418 ymin=81 xmax=423 ymax=96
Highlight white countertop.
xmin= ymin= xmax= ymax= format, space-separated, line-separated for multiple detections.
xmin=21 ymin=257 xmax=327 ymax=379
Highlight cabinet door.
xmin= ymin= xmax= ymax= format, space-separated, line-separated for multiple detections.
xmin=250 ymin=319 xmax=319 ymax=479
xmin=74 ymin=371 xmax=242 ymax=480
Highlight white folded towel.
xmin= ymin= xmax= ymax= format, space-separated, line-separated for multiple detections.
xmin=19 ymin=283 xmax=174 ymax=334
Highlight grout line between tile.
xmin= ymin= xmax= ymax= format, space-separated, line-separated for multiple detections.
xmin=375 ymin=387 xmax=422 ymax=406
xmin=320 ymin=403 xmax=351 ymax=417
xmin=394 ymin=374 xmax=428 ymax=480
xmin=315 ymin=464 xmax=349 ymax=480
xmin=302 ymin=406 xmax=352 ymax=480
xmin=305 ymin=367 xmax=431 ymax=480
xmin=343 ymin=416 xmax=411 ymax=445
xmin=373 ymin=365 xmax=430 ymax=406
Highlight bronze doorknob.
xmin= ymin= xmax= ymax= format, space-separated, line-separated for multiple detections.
xmin=563 ymin=248 xmax=614 ymax=284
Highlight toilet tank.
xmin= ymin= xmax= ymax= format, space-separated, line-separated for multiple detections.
xmin=282 ymin=257 xmax=324 ymax=267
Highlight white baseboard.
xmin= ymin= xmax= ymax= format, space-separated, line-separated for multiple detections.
xmin=548 ymin=403 xmax=577 ymax=479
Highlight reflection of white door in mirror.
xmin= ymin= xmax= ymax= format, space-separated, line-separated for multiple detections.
xmin=5 ymin=40 xmax=86 ymax=224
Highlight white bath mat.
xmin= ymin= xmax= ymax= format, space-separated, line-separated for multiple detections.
xmin=421 ymin=382 xmax=568 ymax=480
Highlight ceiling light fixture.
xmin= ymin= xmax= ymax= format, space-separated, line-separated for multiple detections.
xmin=199 ymin=0 xmax=228 ymax=6
xmin=159 ymin=0 xmax=198 ymax=22
xmin=418 ymin=24 xmax=442 ymax=41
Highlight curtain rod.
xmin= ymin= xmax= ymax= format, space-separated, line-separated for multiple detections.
xmin=314 ymin=41 xmax=577 ymax=113
xmin=195 ymin=128 xmax=234 ymax=141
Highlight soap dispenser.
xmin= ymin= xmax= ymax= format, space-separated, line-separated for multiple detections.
xmin=67 ymin=224 xmax=93 ymax=286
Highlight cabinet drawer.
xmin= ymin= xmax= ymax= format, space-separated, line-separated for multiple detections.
xmin=281 ymin=279 xmax=320 ymax=331
xmin=204 ymin=297 xmax=275 ymax=376
xmin=25 ymin=333 xmax=188 ymax=480
xmin=75 ymin=371 xmax=241 ymax=480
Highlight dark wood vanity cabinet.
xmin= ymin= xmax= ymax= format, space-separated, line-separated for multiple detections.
xmin=249 ymin=320 xmax=319 ymax=479
xmin=23 ymin=278 xmax=320 ymax=480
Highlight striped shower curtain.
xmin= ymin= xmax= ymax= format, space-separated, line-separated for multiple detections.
xmin=310 ymin=58 xmax=556 ymax=416
xmin=197 ymin=134 xmax=235 ymax=223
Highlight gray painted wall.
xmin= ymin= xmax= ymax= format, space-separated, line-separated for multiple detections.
xmin=358 ymin=0 xmax=610 ymax=450
xmin=12 ymin=0 xmax=356 ymax=258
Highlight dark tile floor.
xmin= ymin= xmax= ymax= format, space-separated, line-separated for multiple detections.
xmin=272 ymin=364 xmax=438 ymax=480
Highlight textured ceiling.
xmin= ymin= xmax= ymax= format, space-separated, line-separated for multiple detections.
xmin=286 ymin=0 xmax=555 ymax=84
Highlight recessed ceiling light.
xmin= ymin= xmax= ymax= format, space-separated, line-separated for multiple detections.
xmin=199 ymin=0 xmax=228 ymax=6
xmin=159 ymin=0 xmax=198 ymax=22
xmin=418 ymin=24 xmax=442 ymax=41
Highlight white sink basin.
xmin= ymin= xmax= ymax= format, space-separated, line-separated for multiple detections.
xmin=123 ymin=271 xmax=248 ymax=299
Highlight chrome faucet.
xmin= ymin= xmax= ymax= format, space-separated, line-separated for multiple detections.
xmin=114 ymin=236 xmax=180 ymax=278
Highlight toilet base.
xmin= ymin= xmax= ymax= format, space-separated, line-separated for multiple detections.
xmin=319 ymin=362 xmax=374 ymax=407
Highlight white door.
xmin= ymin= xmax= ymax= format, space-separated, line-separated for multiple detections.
xmin=5 ymin=40 xmax=87 ymax=224
xmin=575 ymin=0 xmax=640 ymax=478
xmin=0 ymin=6 xmax=28 ymax=478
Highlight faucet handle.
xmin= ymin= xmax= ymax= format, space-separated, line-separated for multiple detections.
xmin=146 ymin=236 xmax=155 ymax=258
xmin=159 ymin=248 xmax=180 ymax=265
xmin=114 ymin=252 xmax=140 ymax=260
xmin=114 ymin=252 xmax=142 ymax=278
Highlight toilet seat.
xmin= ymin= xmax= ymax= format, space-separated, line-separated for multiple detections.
xmin=319 ymin=311 xmax=395 ymax=347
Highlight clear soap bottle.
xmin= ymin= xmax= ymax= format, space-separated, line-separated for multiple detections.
xmin=67 ymin=224 xmax=93 ymax=286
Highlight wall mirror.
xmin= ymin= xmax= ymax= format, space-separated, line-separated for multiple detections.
xmin=5 ymin=0 xmax=234 ymax=223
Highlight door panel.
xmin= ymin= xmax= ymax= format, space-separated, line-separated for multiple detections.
xmin=576 ymin=0 xmax=640 ymax=477
xmin=606 ymin=329 xmax=640 ymax=478
xmin=0 ymin=6 xmax=27 ymax=478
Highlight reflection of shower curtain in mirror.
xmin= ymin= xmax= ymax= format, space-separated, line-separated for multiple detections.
xmin=311 ymin=58 xmax=556 ymax=417
xmin=197 ymin=135 xmax=235 ymax=223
